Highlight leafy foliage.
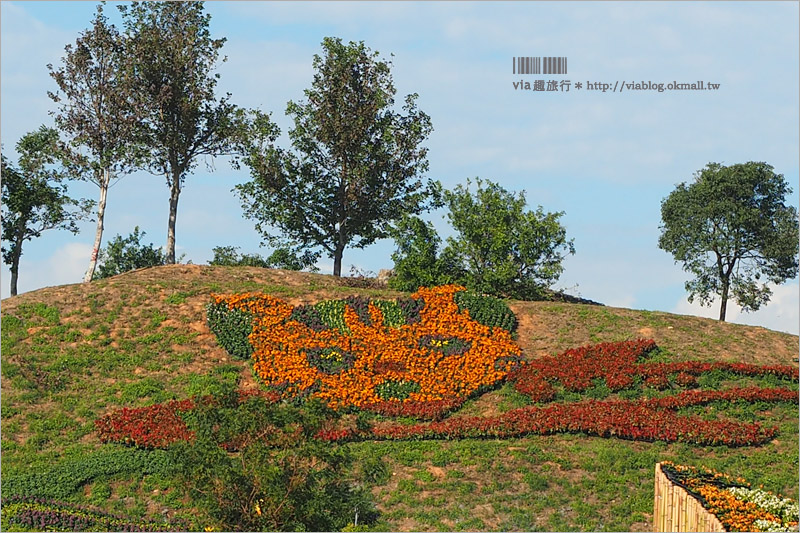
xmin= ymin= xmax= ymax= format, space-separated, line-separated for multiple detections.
xmin=236 ymin=37 xmax=440 ymax=276
xmin=209 ymin=245 xmax=319 ymax=271
xmin=454 ymin=290 xmax=518 ymax=333
xmin=389 ymin=179 xmax=575 ymax=300
xmin=659 ymin=162 xmax=799 ymax=321
xmin=168 ymin=394 xmax=377 ymax=532
xmin=118 ymin=1 xmax=246 ymax=264
xmin=1 ymin=129 xmax=93 ymax=295
xmin=443 ymin=178 xmax=575 ymax=299
xmin=47 ymin=4 xmax=142 ymax=281
xmin=94 ymin=227 xmax=166 ymax=279
xmin=388 ymin=215 xmax=453 ymax=292
xmin=1 ymin=447 xmax=173 ymax=500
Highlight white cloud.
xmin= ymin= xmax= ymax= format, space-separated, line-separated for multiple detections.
xmin=3 ymin=242 xmax=92 ymax=298
xmin=671 ymin=282 xmax=799 ymax=335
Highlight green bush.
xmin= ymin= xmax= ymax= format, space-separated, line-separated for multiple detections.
xmin=2 ymin=447 xmax=174 ymax=500
xmin=95 ymin=227 xmax=167 ymax=279
xmin=206 ymin=301 xmax=254 ymax=360
xmin=454 ymin=290 xmax=517 ymax=333
xmin=170 ymin=394 xmax=377 ymax=531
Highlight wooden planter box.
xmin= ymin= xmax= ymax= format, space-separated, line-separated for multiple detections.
xmin=653 ymin=462 xmax=726 ymax=532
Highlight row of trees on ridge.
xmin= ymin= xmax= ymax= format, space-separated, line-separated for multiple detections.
xmin=2 ymin=2 xmax=798 ymax=322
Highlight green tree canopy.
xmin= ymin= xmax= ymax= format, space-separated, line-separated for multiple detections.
xmin=236 ymin=37 xmax=440 ymax=277
xmin=118 ymin=1 xmax=245 ymax=265
xmin=208 ymin=245 xmax=319 ymax=271
xmin=47 ymin=3 xmax=142 ymax=282
xmin=1 ymin=127 xmax=93 ymax=296
xmin=443 ymin=178 xmax=575 ymax=299
xmin=389 ymin=178 xmax=575 ymax=300
xmin=658 ymin=162 xmax=799 ymax=321
xmin=387 ymin=215 xmax=454 ymax=292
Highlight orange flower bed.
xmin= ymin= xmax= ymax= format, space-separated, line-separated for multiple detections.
xmin=211 ymin=285 xmax=521 ymax=410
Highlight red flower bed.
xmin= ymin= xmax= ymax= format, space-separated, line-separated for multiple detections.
xmin=95 ymin=389 xmax=280 ymax=448
xmin=319 ymin=386 xmax=794 ymax=446
xmin=508 ymin=339 xmax=798 ymax=400
xmin=98 ymin=339 xmax=798 ymax=449
xmin=95 ymin=398 xmax=196 ymax=449
xmin=362 ymin=398 xmax=463 ymax=421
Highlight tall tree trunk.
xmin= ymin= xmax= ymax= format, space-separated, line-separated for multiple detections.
xmin=332 ymin=222 xmax=346 ymax=277
xmin=333 ymin=246 xmax=344 ymax=277
xmin=9 ymin=227 xmax=24 ymax=297
xmin=83 ymin=169 xmax=109 ymax=283
xmin=719 ymin=277 xmax=730 ymax=322
xmin=165 ymin=173 xmax=181 ymax=264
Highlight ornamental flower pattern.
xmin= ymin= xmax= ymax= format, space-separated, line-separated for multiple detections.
xmin=96 ymin=287 xmax=798 ymax=451
xmin=660 ymin=462 xmax=800 ymax=532
xmin=212 ymin=285 xmax=522 ymax=410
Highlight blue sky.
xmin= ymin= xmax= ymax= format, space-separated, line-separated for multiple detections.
xmin=2 ymin=1 xmax=799 ymax=334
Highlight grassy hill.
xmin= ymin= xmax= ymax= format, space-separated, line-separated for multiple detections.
xmin=1 ymin=265 xmax=798 ymax=531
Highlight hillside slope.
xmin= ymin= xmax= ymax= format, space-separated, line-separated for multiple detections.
xmin=1 ymin=265 xmax=797 ymax=531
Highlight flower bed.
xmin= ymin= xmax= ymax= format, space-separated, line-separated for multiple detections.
xmin=660 ymin=462 xmax=799 ymax=532
xmin=0 ymin=496 xmax=183 ymax=532
xmin=97 ymin=291 xmax=797 ymax=451
xmin=209 ymin=285 xmax=522 ymax=413
xmin=508 ymin=339 xmax=798 ymax=402
xmin=95 ymin=389 xmax=279 ymax=449
xmin=319 ymin=386 xmax=794 ymax=446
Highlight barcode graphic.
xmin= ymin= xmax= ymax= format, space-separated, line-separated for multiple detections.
xmin=513 ymin=56 xmax=568 ymax=75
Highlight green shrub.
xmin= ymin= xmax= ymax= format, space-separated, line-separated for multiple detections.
xmin=454 ymin=290 xmax=517 ymax=333
xmin=95 ymin=227 xmax=167 ymax=279
xmin=170 ymin=395 xmax=377 ymax=531
xmin=206 ymin=302 xmax=254 ymax=360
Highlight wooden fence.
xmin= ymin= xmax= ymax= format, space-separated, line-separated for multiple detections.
xmin=653 ymin=462 xmax=726 ymax=532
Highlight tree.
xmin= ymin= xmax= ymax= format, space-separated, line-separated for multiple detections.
xmin=658 ymin=162 xmax=799 ymax=321
xmin=236 ymin=37 xmax=440 ymax=277
xmin=118 ymin=1 xmax=245 ymax=265
xmin=388 ymin=179 xmax=575 ymax=299
xmin=94 ymin=227 xmax=167 ymax=279
xmin=208 ymin=245 xmax=319 ymax=271
xmin=387 ymin=215 xmax=453 ymax=292
xmin=1 ymin=128 xmax=93 ymax=296
xmin=47 ymin=4 xmax=142 ymax=283
xmin=445 ymin=178 xmax=574 ymax=299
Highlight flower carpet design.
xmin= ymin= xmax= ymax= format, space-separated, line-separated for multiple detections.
xmin=208 ymin=285 xmax=522 ymax=414
xmin=96 ymin=285 xmax=798 ymax=450
xmin=660 ymin=462 xmax=799 ymax=532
